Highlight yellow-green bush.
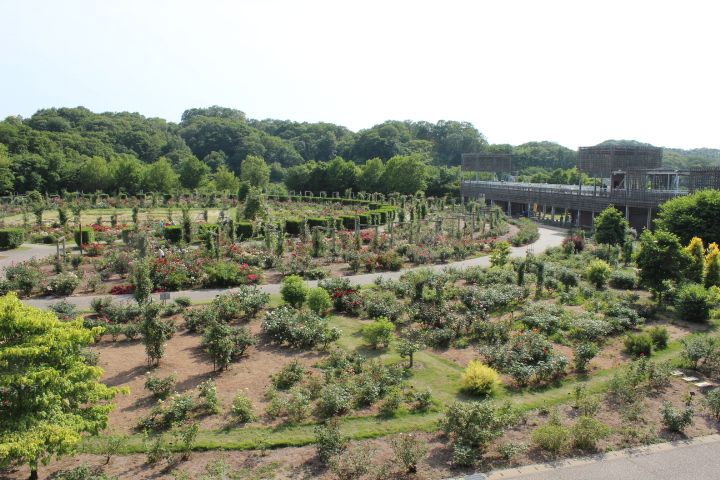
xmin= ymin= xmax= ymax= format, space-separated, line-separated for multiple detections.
xmin=459 ymin=360 xmax=501 ymax=395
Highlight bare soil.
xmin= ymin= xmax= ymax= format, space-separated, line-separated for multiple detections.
xmin=2 ymin=303 xmax=719 ymax=480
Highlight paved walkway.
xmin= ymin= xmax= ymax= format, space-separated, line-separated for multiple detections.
xmin=445 ymin=434 xmax=720 ymax=480
xmin=18 ymin=225 xmax=568 ymax=310
xmin=0 ymin=243 xmax=58 ymax=269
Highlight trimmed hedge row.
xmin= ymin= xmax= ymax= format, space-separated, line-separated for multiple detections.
xmin=74 ymin=227 xmax=95 ymax=246
xmin=235 ymin=222 xmax=253 ymax=240
xmin=164 ymin=225 xmax=183 ymax=244
xmin=0 ymin=228 xmax=25 ymax=250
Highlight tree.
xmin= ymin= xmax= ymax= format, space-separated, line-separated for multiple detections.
xmin=0 ymin=144 xmax=15 ymax=195
xmin=656 ymin=190 xmax=720 ymax=246
xmin=383 ymin=154 xmax=428 ymax=195
xmin=108 ymin=154 xmax=146 ymax=195
xmin=635 ymin=229 xmax=691 ymax=299
xmin=178 ymin=156 xmax=210 ymax=189
xmin=0 ymin=293 xmax=125 ymax=480
xmin=243 ymin=187 xmax=267 ymax=220
xmin=357 ymin=157 xmax=385 ymax=193
xmin=132 ymin=260 xmax=153 ymax=305
xmin=324 ymin=156 xmax=358 ymax=193
xmin=213 ymin=165 xmax=240 ymax=191
xmin=593 ymin=205 xmax=628 ymax=247
xmin=143 ymin=157 xmax=180 ymax=194
xmin=397 ymin=328 xmax=426 ymax=368
xmin=140 ymin=304 xmax=176 ymax=366
xmin=76 ymin=156 xmax=111 ymax=192
xmin=705 ymin=243 xmax=720 ymax=288
xmin=280 ymin=275 xmax=309 ymax=308
xmin=240 ymin=155 xmax=270 ymax=189
xmin=685 ymin=237 xmax=705 ymax=284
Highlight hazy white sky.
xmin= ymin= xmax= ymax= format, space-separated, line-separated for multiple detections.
xmin=1 ymin=0 xmax=717 ymax=150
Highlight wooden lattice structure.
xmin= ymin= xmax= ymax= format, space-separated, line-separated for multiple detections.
xmin=578 ymin=145 xmax=662 ymax=175
xmin=686 ymin=167 xmax=720 ymax=191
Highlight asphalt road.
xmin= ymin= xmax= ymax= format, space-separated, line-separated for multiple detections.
xmin=444 ymin=434 xmax=720 ymax=480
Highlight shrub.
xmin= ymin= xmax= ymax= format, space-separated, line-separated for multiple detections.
xmin=362 ymin=316 xmax=395 ymax=349
xmin=272 ymin=359 xmax=307 ymax=390
xmin=573 ymin=343 xmax=598 ymax=372
xmin=314 ymin=419 xmax=348 ymax=462
xmin=705 ymin=389 xmax=720 ymax=420
xmin=201 ymin=322 xmax=257 ymax=371
xmin=262 ymin=306 xmax=341 ymax=349
xmin=647 ymin=325 xmax=670 ymax=350
xmin=203 ymin=262 xmax=246 ymax=288
xmin=623 ymin=332 xmax=654 ymax=357
xmin=174 ymin=296 xmax=192 ymax=307
xmin=0 ymin=228 xmax=25 ymax=249
xmin=230 ymin=390 xmax=258 ymax=423
xmin=610 ymin=270 xmax=638 ymax=289
xmin=364 ymin=290 xmax=405 ymax=321
xmin=570 ymin=416 xmax=612 ymax=450
xmin=318 ymin=383 xmax=354 ymax=416
xmin=562 ymin=235 xmax=585 ymax=253
xmin=280 ymin=275 xmax=309 ymax=308
xmin=123 ymin=323 xmax=141 ymax=340
xmin=144 ymin=372 xmax=177 ymax=399
xmin=5 ymin=262 xmax=43 ymax=295
xmin=459 ymin=361 xmax=501 ymax=395
xmin=45 ymin=271 xmax=82 ymax=296
xmin=197 ymin=379 xmax=221 ymax=414
xmin=676 ymin=283 xmax=712 ymax=323
xmin=439 ymin=400 xmax=519 ymax=455
xmin=660 ymin=401 xmax=694 ymax=432
xmin=586 ymin=259 xmax=612 ymax=288
xmin=391 ymin=432 xmax=428 ymax=474
xmin=555 ymin=268 xmax=579 ymax=291
xmin=532 ymin=423 xmax=569 ymax=453
xmin=49 ymin=299 xmax=79 ymax=320
xmin=307 ymin=287 xmax=332 ymax=316
xmin=153 ymin=392 xmax=195 ymax=426
xmin=328 ymin=446 xmax=373 ymax=480
xmin=680 ymin=336 xmax=718 ymax=369
xmin=497 ymin=441 xmax=529 ymax=461
xmin=183 ymin=307 xmax=217 ymax=333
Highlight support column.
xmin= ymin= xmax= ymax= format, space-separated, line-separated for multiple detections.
xmin=647 ymin=207 xmax=652 ymax=231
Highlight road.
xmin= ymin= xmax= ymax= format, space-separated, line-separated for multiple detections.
xmin=445 ymin=434 xmax=720 ymax=480
xmin=18 ymin=225 xmax=568 ymax=310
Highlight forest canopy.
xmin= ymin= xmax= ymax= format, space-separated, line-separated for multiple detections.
xmin=0 ymin=106 xmax=717 ymax=196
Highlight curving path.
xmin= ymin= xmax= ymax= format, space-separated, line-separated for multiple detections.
xmin=17 ymin=225 xmax=568 ymax=311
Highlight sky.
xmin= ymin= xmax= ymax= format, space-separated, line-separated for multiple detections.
xmin=1 ymin=0 xmax=718 ymax=151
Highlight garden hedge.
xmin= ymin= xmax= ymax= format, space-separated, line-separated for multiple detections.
xmin=74 ymin=227 xmax=95 ymax=246
xmin=164 ymin=225 xmax=183 ymax=244
xmin=235 ymin=222 xmax=253 ymax=240
xmin=307 ymin=218 xmax=328 ymax=229
xmin=0 ymin=228 xmax=25 ymax=250
xmin=340 ymin=215 xmax=355 ymax=230
xmin=285 ymin=218 xmax=303 ymax=236
xmin=122 ymin=227 xmax=134 ymax=244
xmin=357 ymin=214 xmax=372 ymax=225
